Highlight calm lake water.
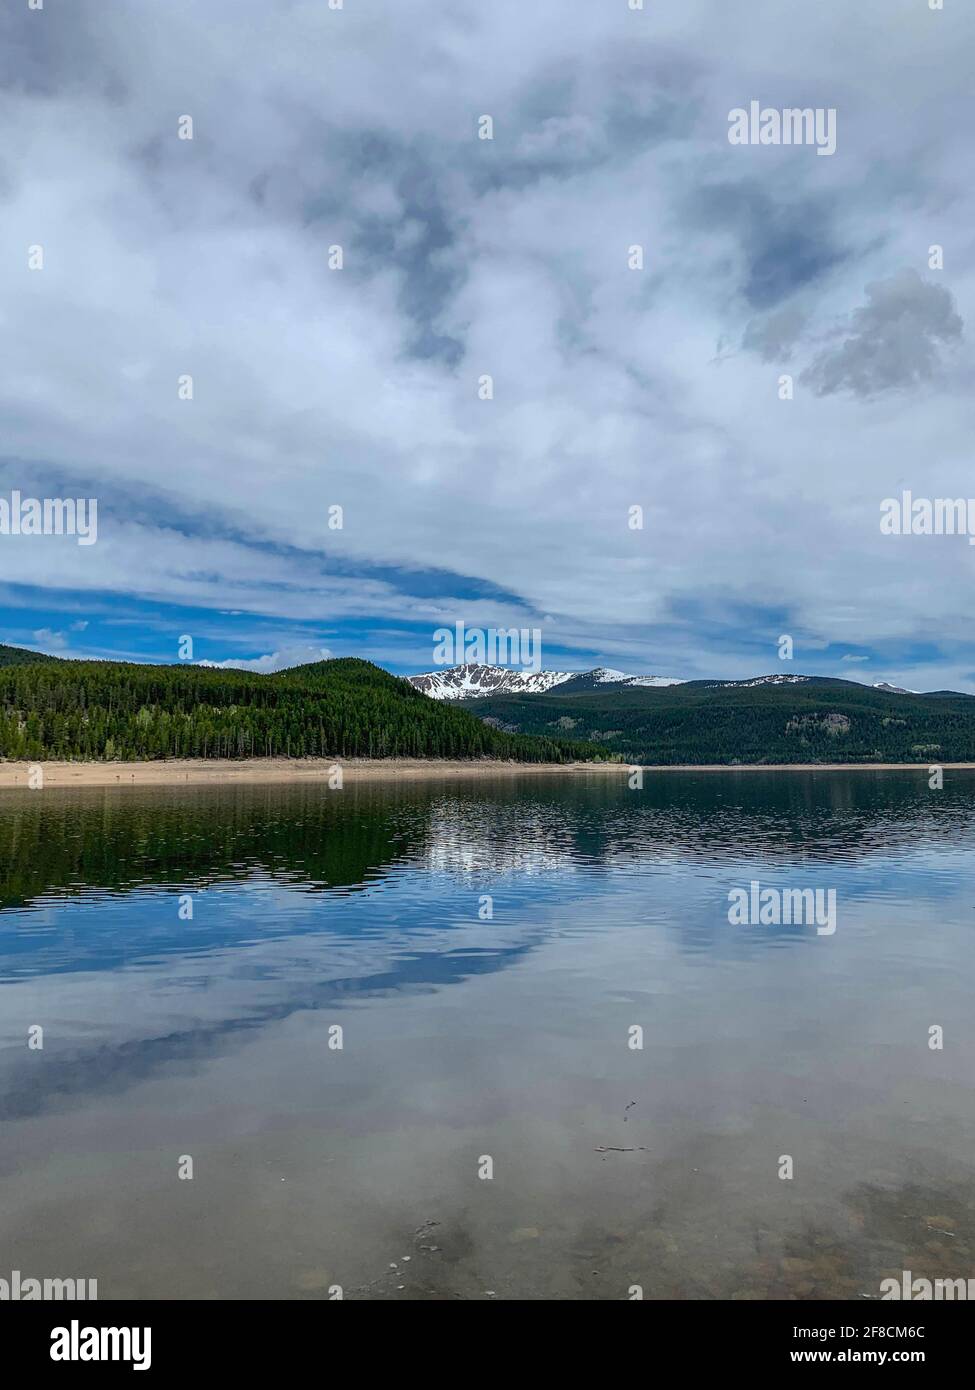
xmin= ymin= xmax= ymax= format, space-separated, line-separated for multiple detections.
xmin=1 ymin=770 xmax=973 ymax=1300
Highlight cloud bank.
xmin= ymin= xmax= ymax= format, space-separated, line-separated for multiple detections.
xmin=0 ymin=1 xmax=973 ymax=689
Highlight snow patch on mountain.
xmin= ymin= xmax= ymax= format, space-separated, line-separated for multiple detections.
xmin=587 ymin=667 xmax=685 ymax=688
xmin=715 ymin=674 xmax=811 ymax=687
xmin=620 ymin=675 xmax=684 ymax=688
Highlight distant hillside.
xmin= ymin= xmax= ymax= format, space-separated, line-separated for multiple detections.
xmin=0 ymin=655 xmax=600 ymax=763
xmin=467 ymin=675 xmax=975 ymax=765
xmin=0 ymin=643 xmax=64 ymax=668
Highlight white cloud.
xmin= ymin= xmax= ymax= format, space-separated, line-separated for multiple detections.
xmin=0 ymin=1 xmax=973 ymax=685
xmin=31 ymin=627 xmax=68 ymax=651
xmin=197 ymin=644 xmax=332 ymax=674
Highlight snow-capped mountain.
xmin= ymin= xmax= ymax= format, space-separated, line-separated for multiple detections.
xmin=407 ymin=663 xmax=685 ymax=700
xmin=408 ymin=664 xmax=575 ymax=700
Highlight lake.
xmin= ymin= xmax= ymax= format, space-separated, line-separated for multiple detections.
xmin=1 ymin=770 xmax=973 ymax=1300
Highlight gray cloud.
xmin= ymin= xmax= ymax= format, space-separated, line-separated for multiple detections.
xmin=742 ymin=305 xmax=808 ymax=362
xmin=801 ymin=269 xmax=963 ymax=398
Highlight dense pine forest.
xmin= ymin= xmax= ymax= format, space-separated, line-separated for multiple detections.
xmin=0 ymin=650 xmax=600 ymax=763
xmin=470 ymin=677 xmax=975 ymax=765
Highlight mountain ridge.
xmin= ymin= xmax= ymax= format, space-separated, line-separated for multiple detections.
xmin=407 ymin=663 xmax=685 ymax=700
xmin=406 ymin=662 xmax=964 ymax=700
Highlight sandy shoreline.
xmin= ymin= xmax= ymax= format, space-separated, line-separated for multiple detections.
xmin=0 ymin=757 xmax=620 ymax=789
xmin=0 ymin=757 xmax=968 ymax=790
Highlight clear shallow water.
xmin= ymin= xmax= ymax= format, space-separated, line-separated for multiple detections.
xmin=0 ymin=770 xmax=973 ymax=1300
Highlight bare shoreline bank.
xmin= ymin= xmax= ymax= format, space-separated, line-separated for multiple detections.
xmin=0 ymin=757 xmax=966 ymax=790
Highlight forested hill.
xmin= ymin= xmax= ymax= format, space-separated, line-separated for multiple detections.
xmin=0 ymin=656 xmax=601 ymax=763
xmin=467 ymin=676 xmax=975 ymax=765
xmin=0 ymin=642 xmax=63 ymax=668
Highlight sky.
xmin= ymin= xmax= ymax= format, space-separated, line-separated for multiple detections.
xmin=0 ymin=0 xmax=973 ymax=689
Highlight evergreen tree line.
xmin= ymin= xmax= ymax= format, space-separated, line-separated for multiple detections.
xmin=0 ymin=657 xmax=601 ymax=763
